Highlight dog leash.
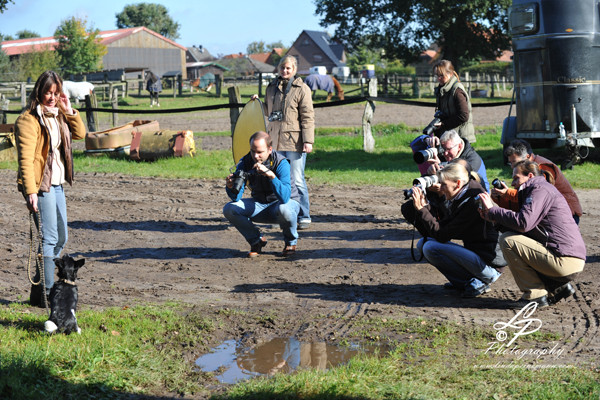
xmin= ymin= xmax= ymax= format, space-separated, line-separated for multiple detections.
xmin=27 ymin=211 xmax=50 ymax=315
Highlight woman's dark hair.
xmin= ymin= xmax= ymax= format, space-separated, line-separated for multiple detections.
xmin=27 ymin=70 xmax=64 ymax=113
xmin=513 ymin=160 xmax=542 ymax=177
xmin=432 ymin=60 xmax=459 ymax=81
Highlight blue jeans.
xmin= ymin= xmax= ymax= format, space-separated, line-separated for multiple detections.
xmin=279 ymin=151 xmax=310 ymax=221
xmin=418 ymin=238 xmax=501 ymax=291
xmin=223 ymin=198 xmax=300 ymax=246
xmin=36 ymin=185 xmax=68 ymax=292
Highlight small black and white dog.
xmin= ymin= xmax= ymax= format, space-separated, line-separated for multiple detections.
xmin=44 ymin=255 xmax=85 ymax=335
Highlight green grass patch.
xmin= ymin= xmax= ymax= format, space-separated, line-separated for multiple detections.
xmin=2 ymin=123 xmax=599 ymax=188
xmin=0 ymin=303 xmax=215 ymax=398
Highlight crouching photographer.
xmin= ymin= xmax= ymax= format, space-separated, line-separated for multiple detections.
xmin=425 ymin=130 xmax=490 ymax=192
xmin=223 ymin=131 xmax=300 ymax=258
xmin=409 ymin=162 xmax=505 ymax=298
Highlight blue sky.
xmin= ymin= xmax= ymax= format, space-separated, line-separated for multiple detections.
xmin=0 ymin=0 xmax=329 ymax=55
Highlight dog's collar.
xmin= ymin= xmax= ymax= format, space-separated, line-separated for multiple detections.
xmin=59 ymin=279 xmax=76 ymax=286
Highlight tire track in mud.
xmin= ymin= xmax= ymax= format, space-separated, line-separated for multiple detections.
xmin=560 ymin=282 xmax=600 ymax=357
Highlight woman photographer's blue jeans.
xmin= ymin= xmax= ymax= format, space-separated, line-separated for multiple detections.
xmin=418 ymin=238 xmax=501 ymax=291
xmin=35 ymin=185 xmax=68 ymax=292
xmin=279 ymin=151 xmax=310 ymax=222
xmin=223 ymin=198 xmax=300 ymax=246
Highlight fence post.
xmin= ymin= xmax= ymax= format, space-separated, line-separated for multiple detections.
xmin=228 ymin=86 xmax=241 ymax=137
xmin=20 ymin=83 xmax=27 ymax=109
xmin=138 ymin=74 xmax=143 ymax=96
xmin=216 ymin=74 xmax=223 ymax=97
xmin=111 ymin=88 xmax=119 ymax=127
xmin=258 ymin=73 xmax=263 ymax=98
xmin=491 ymin=74 xmax=495 ymax=98
xmin=465 ymin=72 xmax=471 ymax=96
xmin=383 ymin=74 xmax=388 ymax=95
xmin=84 ymin=93 xmax=97 ymax=132
xmin=362 ymin=78 xmax=377 ymax=153
xmin=412 ymin=75 xmax=420 ymax=98
xmin=0 ymin=94 xmax=8 ymax=124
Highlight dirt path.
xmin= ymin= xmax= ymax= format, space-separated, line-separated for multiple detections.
xmin=95 ymin=101 xmax=512 ymax=133
xmin=0 ymin=167 xmax=598 ymax=367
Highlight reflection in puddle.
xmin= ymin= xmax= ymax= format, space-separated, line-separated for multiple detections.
xmin=195 ymin=337 xmax=386 ymax=384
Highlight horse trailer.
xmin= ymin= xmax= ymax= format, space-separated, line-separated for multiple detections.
xmin=502 ymin=0 xmax=600 ymax=168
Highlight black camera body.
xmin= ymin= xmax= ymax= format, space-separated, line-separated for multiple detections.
xmin=231 ymin=169 xmax=250 ymax=194
xmin=230 ymin=160 xmax=274 ymax=194
xmin=422 ymin=110 xmax=445 ymax=136
xmin=268 ymin=111 xmax=283 ymax=121
xmin=403 ymin=174 xmax=439 ymax=199
xmin=492 ymin=178 xmax=505 ymax=190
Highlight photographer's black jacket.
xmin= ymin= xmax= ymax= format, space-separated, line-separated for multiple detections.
xmin=227 ymin=151 xmax=299 ymax=204
xmin=416 ymin=179 xmax=500 ymax=265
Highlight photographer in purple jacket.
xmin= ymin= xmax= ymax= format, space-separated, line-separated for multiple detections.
xmin=478 ymin=160 xmax=586 ymax=308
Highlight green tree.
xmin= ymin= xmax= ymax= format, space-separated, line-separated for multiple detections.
xmin=54 ymin=17 xmax=107 ymax=76
xmin=247 ymin=40 xmax=266 ymax=54
xmin=247 ymin=40 xmax=286 ymax=54
xmin=314 ymin=0 xmax=511 ymax=72
xmin=13 ymin=46 xmax=60 ymax=81
xmin=0 ymin=0 xmax=14 ymax=13
xmin=16 ymin=29 xmax=40 ymax=39
xmin=116 ymin=3 xmax=180 ymax=40
xmin=1 ymin=33 xmax=15 ymax=41
xmin=0 ymin=48 xmax=12 ymax=81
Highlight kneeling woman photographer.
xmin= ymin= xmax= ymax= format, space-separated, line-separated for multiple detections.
xmin=411 ymin=162 xmax=503 ymax=298
xmin=477 ymin=160 xmax=585 ymax=308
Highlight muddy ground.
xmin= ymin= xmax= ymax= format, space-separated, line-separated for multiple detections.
xmin=1 ymin=102 xmax=599 ymax=395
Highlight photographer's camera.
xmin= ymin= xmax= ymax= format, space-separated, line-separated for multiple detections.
xmin=403 ymin=174 xmax=439 ymax=199
xmin=492 ymin=178 xmax=505 ymax=190
xmin=231 ymin=170 xmax=249 ymax=194
xmin=422 ymin=110 xmax=444 ymax=136
xmin=268 ymin=111 xmax=283 ymax=122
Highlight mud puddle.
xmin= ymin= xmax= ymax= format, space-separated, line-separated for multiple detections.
xmin=195 ymin=337 xmax=389 ymax=384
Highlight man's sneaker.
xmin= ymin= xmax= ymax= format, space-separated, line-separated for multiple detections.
xmin=462 ymin=284 xmax=490 ymax=298
xmin=549 ymin=283 xmax=575 ymax=304
xmin=248 ymin=238 xmax=267 ymax=258
xmin=298 ymin=219 xmax=311 ymax=230
xmin=282 ymin=245 xmax=297 ymax=256
xmin=512 ymin=295 xmax=549 ymax=309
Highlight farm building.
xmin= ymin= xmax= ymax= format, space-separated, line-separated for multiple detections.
xmin=286 ymin=30 xmax=346 ymax=75
xmin=185 ymin=45 xmax=229 ymax=83
xmin=248 ymin=48 xmax=284 ymax=66
xmin=1 ymin=27 xmax=187 ymax=80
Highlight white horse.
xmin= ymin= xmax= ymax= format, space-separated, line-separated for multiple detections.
xmin=62 ymin=81 xmax=94 ymax=101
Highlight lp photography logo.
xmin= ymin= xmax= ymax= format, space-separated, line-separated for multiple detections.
xmin=478 ymin=302 xmax=570 ymax=370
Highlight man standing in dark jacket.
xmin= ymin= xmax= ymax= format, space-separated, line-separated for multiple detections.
xmin=223 ymin=131 xmax=300 ymax=258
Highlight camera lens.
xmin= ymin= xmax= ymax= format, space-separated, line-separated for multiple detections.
xmin=413 ymin=147 xmax=437 ymax=164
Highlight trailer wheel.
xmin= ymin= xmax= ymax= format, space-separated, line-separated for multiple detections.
xmin=501 ymin=116 xmax=517 ymax=165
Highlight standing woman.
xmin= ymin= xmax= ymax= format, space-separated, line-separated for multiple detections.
xmin=263 ymin=55 xmax=315 ymax=229
xmin=478 ymin=160 xmax=585 ymax=308
xmin=430 ymin=60 xmax=475 ymax=143
xmin=411 ymin=162 xmax=503 ymax=298
xmin=15 ymin=70 xmax=86 ymax=307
